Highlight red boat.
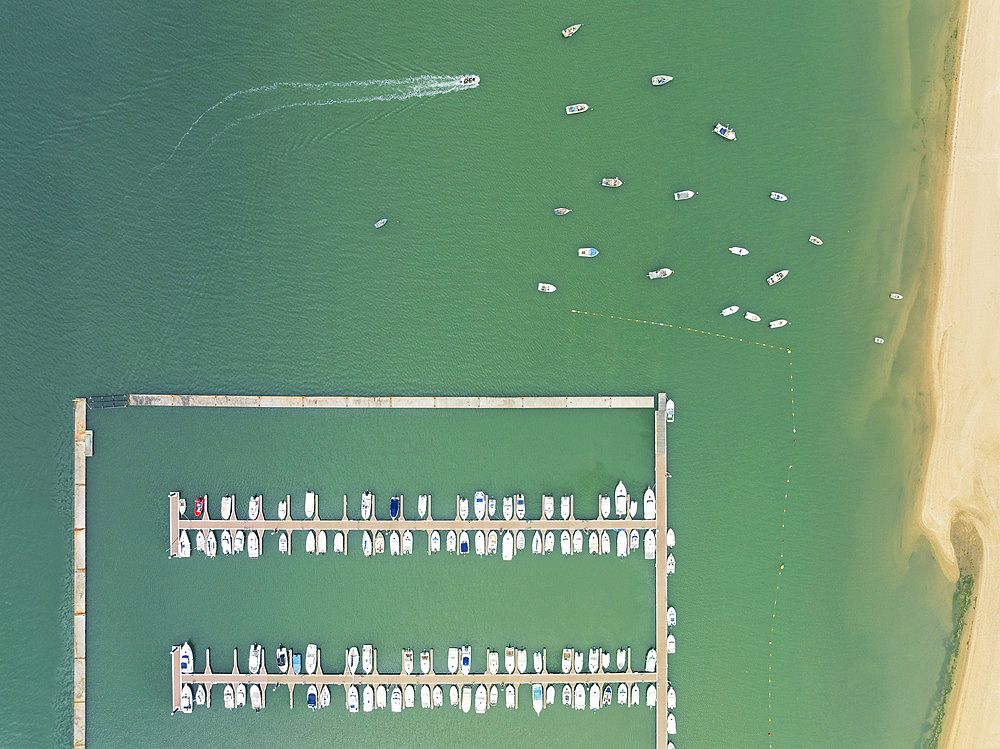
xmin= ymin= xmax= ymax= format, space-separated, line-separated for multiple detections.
xmin=194 ymin=496 xmax=205 ymax=518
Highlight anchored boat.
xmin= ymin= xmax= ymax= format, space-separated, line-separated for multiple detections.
xmin=374 ymin=218 xmax=387 ymax=228
xmin=652 ymin=75 xmax=673 ymax=85
xmin=809 ymin=235 xmax=823 ymax=245
xmin=601 ymin=177 xmax=623 ymax=187
xmin=673 ymin=190 xmax=695 ymax=200
xmin=578 ymin=247 xmax=598 ymax=257
xmin=769 ymin=319 xmax=788 ymax=329
xmin=561 ymin=23 xmax=581 ymax=37
xmin=714 ymin=122 xmax=737 ymax=140
xmin=766 ymin=269 xmax=789 ymax=285
xmin=537 ymin=282 xmax=557 ymax=292
xmin=647 ymin=267 xmax=674 ymax=279
xmin=554 ymin=207 xmax=572 ymax=215
xmin=770 ymin=191 xmax=788 ymax=201
xmin=565 ymin=103 xmax=589 ymax=114
xmin=744 ymin=311 xmax=762 ymax=322
xmin=729 ymin=246 xmax=749 ymax=256
xmin=721 ymin=305 xmax=740 ymax=316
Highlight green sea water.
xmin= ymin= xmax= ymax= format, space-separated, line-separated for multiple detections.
xmin=0 ymin=0 xmax=963 ymax=745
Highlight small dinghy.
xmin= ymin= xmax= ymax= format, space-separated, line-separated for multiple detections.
xmin=561 ymin=23 xmax=581 ymax=37
xmin=601 ymin=177 xmax=623 ymax=187
xmin=538 ymin=282 xmax=557 ymax=292
xmin=721 ymin=305 xmax=740 ymax=316
xmin=554 ymin=207 xmax=572 ymax=215
xmin=647 ymin=267 xmax=674 ymax=279
xmin=766 ymin=269 xmax=789 ymax=286
xmin=673 ymin=190 xmax=695 ymax=200
xmin=714 ymin=122 xmax=737 ymax=140
xmin=808 ymin=235 xmax=823 ymax=245
xmin=744 ymin=311 xmax=762 ymax=322
xmin=890 ymin=293 xmax=903 ymax=300
xmin=565 ymin=103 xmax=589 ymax=115
xmin=770 ymin=191 xmax=788 ymax=201
xmin=652 ymin=75 xmax=673 ymax=85
xmin=874 ymin=337 xmax=885 ymax=344
xmin=578 ymin=247 xmax=599 ymax=257
xmin=374 ymin=218 xmax=388 ymax=228
xmin=729 ymin=246 xmax=749 ymax=256
xmin=769 ymin=319 xmax=789 ymax=329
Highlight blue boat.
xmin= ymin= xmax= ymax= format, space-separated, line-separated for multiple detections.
xmin=374 ymin=218 xmax=388 ymax=228
xmin=460 ymin=537 xmax=470 ymax=554
xmin=307 ymin=686 xmax=318 ymax=709
xmin=577 ymin=248 xmax=599 ymax=257
xmin=292 ymin=652 xmax=302 ymax=675
xmin=389 ymin=495 xmax=400 ymax=520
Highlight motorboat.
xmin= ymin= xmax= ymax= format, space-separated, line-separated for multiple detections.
xmin=179 ymin=684 xmax=193 ymax=714
xmin=233 ymin=530 xmax=244 ymax=554
xmin=460 ymin=75 xmax=480 ymax=86
xmin=589 ymin=648 xmax=600 ymax=673
xmin=347 ymin=685 xmax=359 ymax=713
xmin=534 ymin=650 xmax=543 ymax=673
xmin=666 ymin=528 xmax=675 ymax=547
xmin=248 ymin=495 xmax=261 ymax=520
xmin=647 ymin=267 xmax=674 ymax=279
xmin=646 ymin=648 xmax=656 ymax=673
xmin=769 ymin=319 xmax=789 ymax=329
xmin=363 ymin=644 xmax=374 ymax=674
xmin=588 ymin=530 xmax=600 ymax=555
xmin=474 ymin=530 xmax=486 ymax=556
xmin=644 ymin=487 xmax=656 ymax=519
xmin=617 ymin=530 xmax=628 ymax=557
xmin=458 ymin=530 xmax=470 ymax=555
xmin=247 ymin=529 xmax=260 ymax=559
xmin=770 ymin=191 xmax=788 ymax=201
xmin=448 ymin=647 xmax=459 ymax=674
xmin=644 ymin=530 xmax=656 ymax=560
xmin=874 ymin=337 xmax=886 ymax=344
xmin=560 ymin=494 xmax=571 ymax=520
xmin=461 ymin=685 xmax=472 ymax=713
xmin=389 ymin=494 xmax=401 ymax=520
xmin=573 ymin=530 xmax=584 ymax=554
xmin=601 ymin=177 xmax=623 ymax=188
xmin=402 ymin=530 xmax=413 ymax=555
xmin=361 ymin=491 xmax=373 ymax=520
xmin=561 ymin=23 xmax=581 ymax=37
xmin=248 ymin=643 xmax=263 ymax=674
xmin=362 ymin=530 xmax=373 ymax=557
xmin=194 ymin=496 xmax=205 ymax=518
xmin=721 ymin=305 xmax=740 ymax=316
xmin=403 ymin=648 xmax=414 ymax=675
xmin=601 ymin=650 xmax=610 ymax=671
xmin=446 ymin=530 xmax=457 ymax=553
xmin=374 ymin=531 xmax=385 ymax=554
xmin=389 ymin=530 xmax=400 ymax=556
xmin=673 ymin=190 xmax=695 ymax=200
xmin=603 ymin=685 xmax=613 ymax=706
xmin=574 ymin=650 xmax=584 ymax=674
xmin=292 ymin=651 xmax=302 ymax=675
xmin=460 ymin=645 xmax=472 ymax=675
xmin=250 ymin=683 xmax=263 ymax=712
xmin=505 ymin=646 xmax=516 ymax=674
xmin=589 ymin=684 xmax=602 ymax=710
xmin=347 ymin=646 xmax=359 ymax=674
xmin=421 ymin=684 xmax=431 ymax=709
xmin=563 ymin=684 xmax=573 ymax=705
xmin=305 ymin=644 xmax=317 ymax=675
xmin=221 ymin=494 xmax=233 ymax=520
xmin=488 ymin=495 xmax=496 ymax=517
xmin=433 ymin=685 xmax=444 ymax=708
xmin=532 ymin=531 xmax=543 ymax=554
xmin=666 ymin=634 xmax=676 ymax=654
xmin=503 ymin=495 xmax=514 ymax=520
xmin=515 ymin=494 xmax=525 ymax=519
xmin=600 ymin=493 xmax=610 ymax=518
xmin=204 ymin=530 xmax=217 ymax=558
xmin=565 ymin=103 xmax=589 ymax=115
xmin=533 ymin=683 xmax=544 ymax=715
xmin=631 ymin=683 xmax=640 ymax=706
xmin=629 ymin=494 xmax=638 ymax=518
xmin=668 ymin=713 xmax=677 ymax=734
xmin=487 ymin=530 xmax=498 ymax=555
xmin=646 ymin=684 xmax=657 ymax=707
xmin=502 ymin=530 xmax=515 ymax=560
xmin=614 ymin=481 xmax=627 ymax=517
xmin=666 ymin=552 xmax=676 ymax=573
xmin=890 ymin=293 xmax=903 ymax=300
xmin=475 ymin=685 xmax=488 ymax=714
xmin=543 ymin=494 xmax=554 ymax=519
xmin=578 ymin=247 xmax=599 ymax=257
xmin=305 ymin=490 xmax=315 ymax=519
xmin=194 ymin=684 xmax=207 ymax=707
xmin=574 ymin=684 xmax=586 ymax=710
xmin=546 ymin=685 xmax=556 ymax=705
xmin=377 ymin=684 xmax=387 ymax=709
xmin=235 ymin=682 xmax=247 ymax=709
xmin=666 ymin=399 xmax=675 ymax=422
xmin=404 ymin=684 xmax=415 ymax=709
xmin=652 ymin=75 xmax=673 ymax=85
xmin=517 ymin=649 xmax=528 ymax=674
xmin=601 ymin=530 xmax=611 ymax=555
xmin=744 ymin=311 xmax=762 ymax=322
xmin=458 ymin=494 xmax=469 ymax=520
xmin=450 ymin=685 xmax=459 ymax=707
xmin=618 ymin=683 xmax=628 ymax=705
xmin=418 ymin=494 xmax=428 ymax=518
xmin=729 ymin=246 xmax=749 ymax=256
xmin=667 ymin=606 xmax=677 ymax=626
xmin=317 ymin=530 xmax=327 ymax=554
xmin=391 ymin=686 xmax=403 ymax=713
xmin=767 ymin=269 xmax=789 ymax=285
xmin=544 ymin=531 xmax=555 ymax=554
xmin=630 ymin=529 xmax=640 ymax=550
xmin=714 ymin=122 xmax=737 ymax=140
xmin=224 ymin=683 xmax=235 ymax=710
xmin=474 ymin=490 xmax=486 ymax=520
xmin=278 ymin=531 xmax=289 ymax=555
xmin=374 ymin=218 xmax=388 ymax=228
xmin=562 ymin=648 xmax=573 ymax=674
xmin=176 ymin=494 xmax=187 ymax=516
xmin=560 ymin=530 xmax=571 ymax=555
xmin=429 ymin=530 xmax=441 ymax=554
xmin=175 ymin=530 xmax=191 ymax=558
xmin=505 ymin=684 xmax=516 ymax=709
xmin=488 ymin=649 xmax=500 ymax=674
xmin=362 ymin=685 xmax=374 ymax=712
xmin=516 ymin=530 xmax=525 ymax=550
xmin=809 ymin=235 xmax=823 ymax=245
xmin=276 ymin=646 xmax=289 ymax=673
xmin=179 ymin=642 xmax=194 ymax=674
xmin=617 ymin=648 xmax=626 ymax=670
xmin=554 ymin=208 xmax=572 ymax=215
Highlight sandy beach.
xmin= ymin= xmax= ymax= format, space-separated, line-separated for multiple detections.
xmin=918 ymin=0 xmax=1000 ymax=744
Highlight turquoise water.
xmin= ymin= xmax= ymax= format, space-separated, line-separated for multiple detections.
xmin=0 ymin=0 xmax=961 ymax=745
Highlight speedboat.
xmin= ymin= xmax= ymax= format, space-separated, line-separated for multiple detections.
xmin=204 ymin=530 xmax=217 ymax=558
xmin=421 ymin=684 xmax=431 ymax=709
xmin=278 ymin=496 xmax=288 ymax=520
xmin=646 ymin=684 xmax=657 ymax=707
xmin=666 ymin=399 xmax=675 ymax=422
xmin=505 ymin=646 xmax=516 ymax=674
xmin=809 ymin=235 xmax=823 ymax=245
xmin=574 ymin=684 xmax=586 ymax=710
xmin=744 ymin=311 xmax=762 ymax=322
xmin=578 ymin=247 xmax=599 ymax=257
xmin=389 ymin=530 xmax=400 ymax=556
xmin=644 ymin=530 xmax=656 ymax=560
xmin=563 ymin=648 xmax=573 ymax=674
xmin=565 ymin=103 xmax=589 ymax=115
xmin=362 ymin=685 xmax=374 ymax=712
xmin=721 ymin=305 xmax=740 ymax=316
xmin=533 ymin=683 xmax=544 ymax=715
xmin=362 ymin=530 xmax=373 ymax=557
xmin=446 ymin=530 xmax=457 ymax=552
xmin=460 ymin=75 xmax=480 ymax=86
xmin=418 ymin=494 xmax=428 ymax=518
xmin=305 ymin=490 xmax=315 ymax=519
xmin=389 ymin=495 xmax=401 ymax=520
xmin=652 ymin=75 xmax=674 ymax=85
xmin=475 ymin=685 xmax=488 ymax=714
xmin=373 ymin=531 xmax=385 ymax=554
xmin=305 ymin=644 xmax=317 ymax=675
xmin=248 ymin=495 xmax=261 ymax=520
xmin=554 ymin=208 xmax=572 ymax=215
xmin=574 ymin=649 xmax=584 ymax=674
xmin=668 ymin=712 xmax=677 ymax=734
xmin=377 ymin=684 xmax=387 ymax=709
xmin=249 ymin=643 xmax=263 ymax=674
xmin=615 ymin=480 xmax=627 ymax=517
xmin=563 ymin=684 xmax=573 ymax=705
xmin=599 ymin=493 xmax=611 ymax=519
xmin=560 ymin=494 xmax=571 ymax=520
xmin=292 ymin=651 xmax=302 ymax=674
xmin=460 ymin=645 xmax=472 ymax=675
xmin=176 ymin=530 xmax=191 ymax=558
xmin=403 ymin=648 xmax=414 ymax=675
xmin=667 ymin=606 xmax=677 ymax=626
xmin=488 ymin=649 xmax=499 ymax=674
xmin=179 ymin=684 xmax=193 ymax=714
xmin=603 ymin=685 xmax=613 ymax=706
xmin=546 ymin=685 xmax=556 ymax=705
xmin=247 ymin=529 xmax=260 ymax=558
xmin=532 ymin=531 xmax=543 ymax=554
xmin=667 ymin=634 xmax=676 ymax=654
xmin=644 ymin=487 xmax=656 ymax=519
xmin=714 ymin=122 xmax=736 ymax=140
xmin=448 ymin=647 xmax=459 ymax=674
xmin=361 ymin=491 xmax=373 ymax=520
xmin=318 ymin=530 xmax=328 ymax=554
xmin=276 ymin=645 xmax=289 ymax=673
xmin=362 ymin=644 xmax=373 ymax=674
xmin=250 ymin=683 xmax=264 ymax=712
xmin=488 ymin=495 xmax=496 ymax=517
xmin=646 ymin=648 xmax=656 ymax=672
xmin=601 ymin=177 xmax=623 ymax=188
xmin=544 ymin=531 xmax=555 ymax=553
xmin=588 ymin=531 xmax=600 ymax=555
xmin=515 ymin=494 xmax=526 ymax=519
xmin=630 ymin=529 xmax=640 ymax=550
xmin=391 ymin=686 xmax=403 ymax=713
xmin=560 ymin=530 xmax=571 ymax=555
xmin=631 ymin=683 xmax=640 ymax=706
xmin=506 ymin=684 xmax=516 ymax=709
xmin=534 ymin=650 xmax=543 ymax=673
xmin=402 ymin=530 xmax=413 ymax=555
xmin=433 ymin=685 xmax=444 ymax=708
xmin=503 ymin=495 xmax=514 ymax=520
xmin=449 ymin=685 xmax=459 ymax=707
xmin=405 ymin=684 xmax=415 ymax=709
xmin=224 ymin=683 xmax=236 ymax=710
xmin=221 ymin=494 xmax=233 ymax=520
xmin=502 ymin=531 xmax=514 ymax=561
xmin=617 ymin=530 xmax=628 ymax=557
xmin=770 ymin=191 xmax=788 ymax=201
xmin=666 ymin=528 xmax=675 ymax=547
xmin=769 ymin=319 xmax=789 ymax=329
xmin=601 ymin=530 xmax=611 ymax=554
xmin=517 ymin=649 xmax=528 ymax=674
xmin=618 ymin=684 xmax=628 ymax=705
xmin=458 ymin=494 xmax=469 ymax=520
xmin=429 ymin=530 xmax=441 ymax=554
xmin=874 ymin=337 xmax=886 ymax=344
xmin=573 ymin=530 xmax=584 ymax=554
xmin=589 ymin=648 xmax=600 ymax=673
xmin=487 ymin=530 xmax=498 ymax=555
xmin=766 ymin=269 xmax=789 ymax=285
xmin=278 ymin=531 xmax=289 ymax=555
xmin=347 ymin=646 xmax=359 ymax=674
xmin=461 ymin=685 xmax=472 ymax=713
xmin=236 ymin=683 xmax=247 ymax=708
xmin=667 ymin=684 xmax=676 ymax=709
xmin=347 ymin=685 xmax=360 ymax=713
xmin=666 ymin=552 xmax=676 ymax=573
xmin=890 ymin=293 xmax=903 ymax=300
xmin=617 ymin=648 xmax=626 ymax=670
xmin=194 ymin=496 xmax=205 ymax=518
xmin=561 ymin=23 xmax=581 ymax=37
xmin=179 ymin=642 xmax=194 ymax=673
xmin=543 ymin=494 xmax=554 ymax=519
xmin=729 ymin=246 xmax=749 ymax=256
xmin=474 ymin=490 xmax=486 ymax=520
xmin=233 ymin=530 xmax=244 ymax=554
xmin=673 ymin=190 xmax=695 ymax=200
xmin=474 ymin=530 xmax=486 ymax=556
xmin=374 ymin=218 xmax=388 ymax=228
xmin=647 ymin=267 xmax=674 ymax=279
xmin=458 ymin=530 xmax=470 ymax=555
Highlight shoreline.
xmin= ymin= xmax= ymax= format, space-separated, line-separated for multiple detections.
xmin=916 ymin=0 xmax=1000 ymax=743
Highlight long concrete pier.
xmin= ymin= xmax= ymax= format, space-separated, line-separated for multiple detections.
xmin=73 ymin=399 xmax=92 ymax=748
xmin=130 ymin=394 xmax=655 ymax=409
xmin=654 ymin=395 xmax=671 ymax=748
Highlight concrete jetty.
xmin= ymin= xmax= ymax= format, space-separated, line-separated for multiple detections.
xmin=130 ymin=394 xmax=655 ymax=409
xmin=654 ymin=394 xmax=672 ymax=747
xmin=73 ymin=398 xmax=91 ymax=748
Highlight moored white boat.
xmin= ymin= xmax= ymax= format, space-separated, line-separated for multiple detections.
xmin=460 ymin=645 xmax=472 ymax=675
xmin=668 ymin=713 xmax=677 ymax=734
xmin=644 ymin=486 xmax=656 ymax=519
xmin=601 ymin=177 xmax=623 ymax=187
xmin=744 ymin=311 xmax=762 ymax=322
xmin=305 ymin=490 xmax=315 ymax=519
xmin=560 ymin=530 xmax=571 ymax=555
xmin=721 ymin=305 xmax=740 ymax=316
xmin=617 ymin=648 xmax=626 ymax=670
xmin=458 ymin=530 xmax=470 ymax=555
xmin=450 ymin=685 xmax=459 ymax=707
xmin=204 ymin=530 xmax=217 ymax=558
xmin=488 ymin=649 xmax=499 ymax=675
xmin=534 ymin=650 xmax=543 ymax=673
xmin=475 ymin=684 xmax=487 ymax=714
xmin=347 ymin=646 xmax=359 ymax=674
xmin=362 ymin=530 xmax=372 ymax=557
xmin=562 ymin=648 xmax=573 ymax=674
xmin=487 ymin=529 xmax=498 ymax=555
xmin=516 ymin=494 xmax=525 ymax=519
xmin=589 ymin=648 xmax=600 ymax=673
xmin=362 ymin=685 xmax=373 ymax=712
xmin=574 ymin=683 xmax=586 ymax=710
xmin=673 ymin=190 xmax=695 ymax=200
xmin=421 ymin=684 xmax=431 ymax=709
xmin=334 ymin=530 xmax=345 ymax=554
xmin=544 ymin=531 xmax=555 ymax=553
xmin=347 ymin=685 xmax=359 ymax=713
xmin=249 ymin=643 xmax=263 ymax=674
xmin=179 ymin=684 xmax=193 ymax=714
xmin=729 ymin=246 xmax=749 ymax=256
xmin=644 ymin=530 xmax=656 ymax=560
xmin=433 ymin=685 xmax=444 ymax=708
xmin=770 ymin=191 xmax=788 ymax=201
xmin=573 ymin=529 xmax=583 ymax=554
xmin=630 ymin=529 xmax=640 ymax=550
xmin=652 ymin=75 xmax=674 ymax=85
xmin=600 ymin=493 xmax=610 ymax=518
xmin=278 ymin=531 xmax=289 ymax=555
xmin=448 ymin=647 xmax=459 ymax=674
xmin=646 ymin=684 xmax=656 ymax=707
xmin=361 ymin=490 xmax=373 ymax=520
xmin=565 ymin=103 xmax=589 ymax=115
xmin=617 ymin=530 xmax=628 ymax=557
xmin=429 ymin=529 xmax=441 ymax=554
xmin=647 ymin=267 xmax=674 ymax=279
xmin=391 ymin=686 xmax=403 ymax=713
xmin=517 ymin=648 xmax=528 ymax=674
xmin=769 ymin=319 xmax=789 ymax=328
xmin=224 ymin=683 xmax=235 ymax=710
xmin=667 ymin=606 xmax=677 ymax=626
xmin=502 ymin=530 xmax=514 ymax=561
xmin=714 ymin=122 xmax=736 ymax=140
xmin=532 ymin=531 xmax=543 ymax=554
xmin=377 ymin=684 xmax=387 ymax=709
xmin=630 ymin=683 xmax=640 ymax=706
xmin=503 ymin=495 xmax=513 ymax=520
xmin=474 ymin=490 xmax=486 ymax=520
xmin=646 ymin=648 xmax=656 ymax=672
xmin=305 ymin=530 xmax=316 ymax=554
xmin=418 ymin=494 xmax=428 ymax=518
xmin=574 ymin=649 xmax=584 ymax=674
xmin=221 ymin=494 xmax=233 ymax=520
xmin=362 ymin=644 xmax=373 ymax=674
xmin=505 ymin=646 xmax=516 ymax=674
xmin=578 ymin=247 xmax=599 ymax=257
xmin=317 ymin=530 xmax=327 ymax=554
xmin=614 ymin=481 xmax=627 ymax=517
xmin=474 ymin=530 xmax=486 ymax=556
xmin=546 ymin=685 xmax=555 ymax=704
xmin=446 ymin=530 xmax=457 ymax=553
xmin=666 ymin=527 xmax=675 ymax=547
xmin=247 ymin=530 xmax=260 ymax=559
xmin=506 ymin=684 xmax=516 ymax=709
xmin=374 ymin=531 xmax=385 ymax=554
xmin=667 ymin=634 xmax=676 ymax=653
xmin=533 ymin=683 xmax=544 ymax=715
xmin=618 ymin=683 xmax=628 ymax=705
xmin=766 ymin=269 xmax=789 ymax=285
xmin=305 ymin=643 xmax=317 ymax=675
xmin=233 ymin=530 xmax=244 ymax=554
xmin=404 ymin=684 xmax=415 ymax=709
xmin=588 ymin=530 xmax=600 ymax=555
xmin=666 ymin=552 xmax=675 ymax=573
xmin=666 ymin=398 xmax=675 ymax=422
xmin=403 ymin=648 xmax=414 ymax=675
xmin=221 ymin=529 xmax=232 ymax=556
xmin=176 ymin=530 xmax=191 ymax=558
xmin=179 ymin=642 xmax=194 ymax=674
xmin=601 ymin=530 xmax=611 ymax=555
xmin=561 ymin=23 xmax=581 ymax=37
xmin=589 ymin=683 xmax=601 ymax=711
xmin=560 ymin=494 xmax=571 ymax=520
xmin=563 ymin=684 xmax=573 ymax=705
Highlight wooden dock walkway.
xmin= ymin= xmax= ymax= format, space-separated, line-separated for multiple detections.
xmin=73 ymin=399 xmax=91 ymax=748
xmin=130 ymin=394 xmax=655 ymax=409
xmin=654 ymin=395 xmax=671 ymax=748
